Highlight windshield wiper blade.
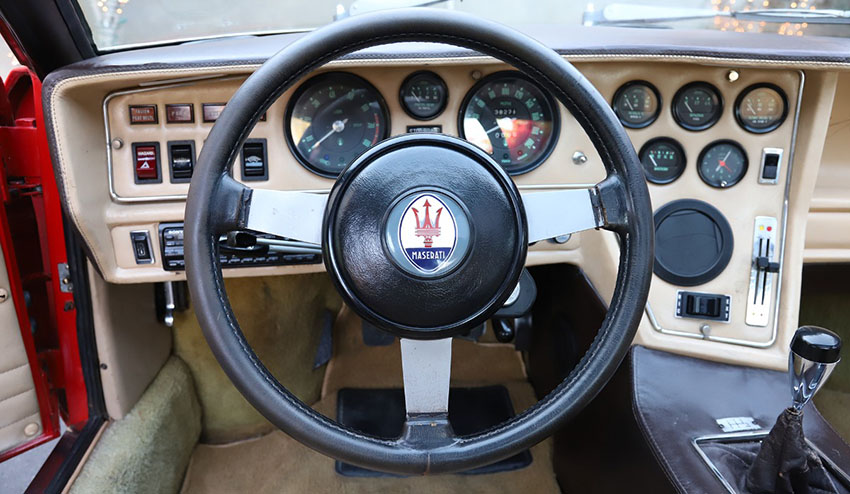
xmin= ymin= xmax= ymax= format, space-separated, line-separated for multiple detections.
xmin=583 ymin=3 xmax=850 ymax=27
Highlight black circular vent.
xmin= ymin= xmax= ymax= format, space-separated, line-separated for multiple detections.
xmin=653 ymin=199 xmax=733 ymax=286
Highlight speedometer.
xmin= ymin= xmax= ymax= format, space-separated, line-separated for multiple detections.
xmin=285 ymin=72 xmax=390 ymax=177
xmin=458 ymin=71 xmax=559 ymax=175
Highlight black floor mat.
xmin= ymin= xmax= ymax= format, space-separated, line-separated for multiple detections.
xmin=335 ymin=385 xmax=532 ymax=477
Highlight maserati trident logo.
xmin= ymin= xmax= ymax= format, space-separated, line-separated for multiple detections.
xmin=399 ymin=194 xmax=457 ymax=273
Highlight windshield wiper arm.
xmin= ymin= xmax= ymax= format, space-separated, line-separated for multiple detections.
xmin=583 ymin=3 xmax=850 ymax=27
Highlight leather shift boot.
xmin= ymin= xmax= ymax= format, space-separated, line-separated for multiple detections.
xmin=746 ymin=407 xmax=838 ymax=494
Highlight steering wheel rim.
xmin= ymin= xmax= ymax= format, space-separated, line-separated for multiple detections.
xmin=184 ymin=8 xmax=653 ymax=475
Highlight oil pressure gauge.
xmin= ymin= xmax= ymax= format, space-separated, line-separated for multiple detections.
xmin=400 ymin=71 xmax=448 ymax=120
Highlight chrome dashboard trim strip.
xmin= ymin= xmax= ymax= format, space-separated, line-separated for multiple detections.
xmin=103 ymin=74 xmax=245 ymax=204
xmin=645 ymin=70 xmax=805 ymax=350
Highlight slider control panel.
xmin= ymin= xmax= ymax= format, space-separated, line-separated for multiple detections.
xmin=746 ymin=216 xmax=780 ymax=327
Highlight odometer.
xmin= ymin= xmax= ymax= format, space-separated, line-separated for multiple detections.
xmin=698 ymin=140 xmax=748 ymax=188
xmin=286 ymin=72 xmax=389 ymax=177
xmin=735 ymin=83 xmax=788 ymax=134
xmin=459 ymin=71 xmax=559 ymax=175
xmin=639 ymin=137 xmax=686 ymax=184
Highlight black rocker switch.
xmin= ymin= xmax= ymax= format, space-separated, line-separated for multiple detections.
xmin=241 ymin=139 xmax=268 ymax=180
xmin=168 ymin=141 xmax=195 ymax=182
xmin=131 ymin=231 xmax=153 ymax=264
xmin=762 ymin=153 xmax=779 ymax=181
xmin=685 ymin=293 xmax=721 ymax=318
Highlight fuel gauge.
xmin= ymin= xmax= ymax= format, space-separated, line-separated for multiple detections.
xmin=400 ymin=71 xmax=448 ymax=120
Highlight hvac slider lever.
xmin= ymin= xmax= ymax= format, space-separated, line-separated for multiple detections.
xmin=746 ymin=217 xmax=779 ymax=327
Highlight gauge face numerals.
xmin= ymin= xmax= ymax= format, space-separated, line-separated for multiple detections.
xmin=698 ymin=140 xmax=748 ymax=188
xmin=735 ymin=83 xmax=788 ymax=134
xmin=672 ymin=82 xmax=722 ymax=131
xmin=286 ymin=72 xmax=389 ymax=177
xmin=459 ymin=72 xmax=559 ymax=175
xmin=613 ymin=81 xmax=660 ymax=128
xmin=639 ymin=138 xmax=686 ymax=184
xmin=400 ymin=71 xmax=448 ymax=120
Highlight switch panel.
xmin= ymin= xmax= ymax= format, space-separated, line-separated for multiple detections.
xmin=168 ymin=140 xmax=195 ymax=183
xmin=132 ymin=142 xmax=161 ymax=183
xmin=241 ymin=139 xmax=268 ymax=181
xmin=676 ymin=291 xmax=730 ymax=322
xmin=758 ymin=148 xmax=783 ymax=185
xmin=131 ymin=230 xmax=154 ymax=264
xmin=746 ymin=216 xmax=779 ymax=327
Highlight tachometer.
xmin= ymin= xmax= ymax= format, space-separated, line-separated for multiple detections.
xmin=286 ymin=72 xmax=390 ymax=177
xmin=458 ymin=71 xmax=559 ymax=175
xmin=698 ymin=140 xmax=748 ymax=188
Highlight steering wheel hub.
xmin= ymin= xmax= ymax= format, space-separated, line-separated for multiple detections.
xmin=323 ymin=134 xmax=527 ymax=339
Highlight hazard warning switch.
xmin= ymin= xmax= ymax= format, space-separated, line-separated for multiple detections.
xmin=133 ymin=143 xmax=160 ymax=182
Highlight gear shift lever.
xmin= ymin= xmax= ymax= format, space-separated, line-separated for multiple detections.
xmin=745 ymin=326 xmax=843 ymax=494
xmin=789 ymin=325 xmax=842 ymax=411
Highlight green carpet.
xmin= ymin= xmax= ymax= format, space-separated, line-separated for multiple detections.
xmin=70 ymin=357 xmax=200 ymax=494
xmin=172 ymin=273 xmax=342 ymax=443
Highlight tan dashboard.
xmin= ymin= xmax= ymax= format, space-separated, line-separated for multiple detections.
xmin=46 ymin=55 xmax=841 ymax=371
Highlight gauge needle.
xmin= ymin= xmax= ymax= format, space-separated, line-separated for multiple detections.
xmin=649 ymin=154 xmax=659 ymax=168
xmin=309 ymin=118 xmax=348 ymax=151
xmin=485 ymin=124 xmax=501 ymax=134
xmin=625 ymin=98 xmax=635 ymax=111
xmin=412 ymin=92 xmax=421 ymax=103
xmin=684 ymin=101 xmax=694 ymax=113
xmin=747 ymin=101 xmax=756 ymax=114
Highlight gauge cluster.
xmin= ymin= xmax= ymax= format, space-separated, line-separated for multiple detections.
xmin=613 ymin=78 xmax=789 ymax=190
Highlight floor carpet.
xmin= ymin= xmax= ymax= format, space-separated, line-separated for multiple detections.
xmin=180 ymin=307 xmax=560 ymax=493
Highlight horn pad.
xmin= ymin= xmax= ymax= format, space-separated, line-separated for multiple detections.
xmin=323 ymin=134 xmax=527 ymax=339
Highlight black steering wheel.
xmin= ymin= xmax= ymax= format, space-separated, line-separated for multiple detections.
xmin=185 ymin=8 xmax=653 ymax=475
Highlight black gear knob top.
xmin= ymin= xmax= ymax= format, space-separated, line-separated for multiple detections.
xmin=790 ymin=326 xmax=842 ymax=411
xmin=791 ymin=326 xmax=842 ymax=365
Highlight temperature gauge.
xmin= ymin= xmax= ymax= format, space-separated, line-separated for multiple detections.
xmin=698 ymin=140 xmax=748 ymax=188
xmin=400 ymin=71 xmax=448 ymax=120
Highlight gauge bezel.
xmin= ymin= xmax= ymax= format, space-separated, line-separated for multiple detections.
xmin=285 ymin=71 xmax=391 ymax=178
xmin=457 ymin=70 xmax=561 ymax=176
xmin=672 ymin=81 xmax=723 ymax=132
xmin=639 ymin=137 xmax=686 ymax=185
xmin=734 ymin=82 xmax=789 ymax=134
xmin=612 ymin=80 xmax=662 ymax=129
xmin=697 ymin=139 xmax=749 ymax=189
xmin=399 ymin=70 xmax=449 ymax=121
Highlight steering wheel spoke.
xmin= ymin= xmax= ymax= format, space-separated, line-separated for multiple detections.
xmin=522 ymin=188 xmax=602 ymax=243
xmin=242 ymin=188 xmax=327 ymax=245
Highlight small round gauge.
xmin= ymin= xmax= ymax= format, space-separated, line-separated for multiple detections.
xmin=400 ymin=71 xmax=448 ymax=120
xmin=639 ymin=137 xmax=686 ymax=184
xmin=672 ymin=82 xmax=722 ymax=131
xmin=458 ymin=71 xmax=559 ymax=175
xmin=285 ymin=72 xmax=390 ymax=177
xmin=613 ymin=81 xmax=661 ymax=129
xmin=698 ymin=140 xmax=748 ymax=188
xmin=735 ymin=83 xmax=788 ymax=134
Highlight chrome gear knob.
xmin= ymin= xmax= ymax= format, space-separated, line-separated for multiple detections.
xmin=789 ymin=326 xmax=842 ymax=411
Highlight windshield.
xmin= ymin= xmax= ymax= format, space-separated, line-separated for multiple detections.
xmin=78 ymin=0 xmax=850 ymax=51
